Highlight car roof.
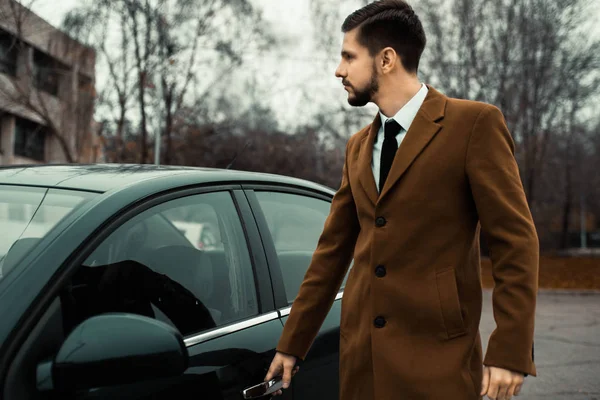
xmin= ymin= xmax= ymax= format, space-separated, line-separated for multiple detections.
xmin=0 ymin=164 xmax=335 ymax=195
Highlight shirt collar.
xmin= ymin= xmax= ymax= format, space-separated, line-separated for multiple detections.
xmin=376 ymin=83 xmax=429 ymax=142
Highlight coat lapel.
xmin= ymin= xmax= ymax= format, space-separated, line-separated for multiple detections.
xmin=357 ymin=114 xmax=381 ymax=206
xmin=378 ymin=86 xmax=447 ymax=202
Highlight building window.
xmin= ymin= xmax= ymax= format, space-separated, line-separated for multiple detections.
xmin=33 ymin=51 xmax=65 ymax=97
xmin=79 ymin=75 xmax=93 ymax=94
xmin=0 ymin=30 xmax=18 ymax=76
xmin=14 ymin=117 xmax=46 ymax=162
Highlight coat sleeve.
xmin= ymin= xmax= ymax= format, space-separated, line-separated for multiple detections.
xmin=466 ymin=104 xmax=539 ymax=377
xmin=276 ymin=138 xmax=360 ymax=360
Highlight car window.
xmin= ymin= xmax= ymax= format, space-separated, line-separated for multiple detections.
xmin=65 ymin=191 xmax=258 ymax=337
xmin=254 ymin=191 xmax=351 ymax=304
xmin=0 ymin=186 xmax=96 ymax=281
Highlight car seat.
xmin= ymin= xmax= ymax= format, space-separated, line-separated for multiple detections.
xmin=145 ymin=245 xmax=225 ymax=324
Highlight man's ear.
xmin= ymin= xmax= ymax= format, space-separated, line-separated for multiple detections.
xmin=380 ymin=47 xmax=397 ymax=73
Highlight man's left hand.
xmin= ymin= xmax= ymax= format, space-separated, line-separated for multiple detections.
xmin=480 ymin=365 xmax=524 ymax=400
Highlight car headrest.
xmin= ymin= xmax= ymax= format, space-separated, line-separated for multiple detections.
xmin=148 ymin=245 xmax=214 ymax=303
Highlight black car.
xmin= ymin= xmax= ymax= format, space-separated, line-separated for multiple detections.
xmin=0 ymin=164 xmax=349 ymax=400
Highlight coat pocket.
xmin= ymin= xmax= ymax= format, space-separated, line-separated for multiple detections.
xmin=436 ymin=267 xmax=467 ymax=339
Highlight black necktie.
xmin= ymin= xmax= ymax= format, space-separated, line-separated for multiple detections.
xmin=379 ymin=119 xmax=402 ymax=193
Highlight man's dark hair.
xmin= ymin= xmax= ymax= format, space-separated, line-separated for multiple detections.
xmin=341 ymin=0 xmax=426 ymax=73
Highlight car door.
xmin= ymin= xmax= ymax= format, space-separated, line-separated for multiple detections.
xmin=3 ymin=187 xmax=290 ymax=400
xmin=244 ymin=186 xmax=352 ymax=400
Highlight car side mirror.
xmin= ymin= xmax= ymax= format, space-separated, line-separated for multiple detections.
xmin=37 ymin=313 xmax=188 ymax=392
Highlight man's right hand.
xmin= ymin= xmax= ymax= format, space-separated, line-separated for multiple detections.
xmin=264 ymin=351 xmax=299 ymax=396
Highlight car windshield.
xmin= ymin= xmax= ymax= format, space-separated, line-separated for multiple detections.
xmin=0 ymin=185 xmax=96 ymax=281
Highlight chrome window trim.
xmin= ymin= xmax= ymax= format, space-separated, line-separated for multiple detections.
xmin=184 ymin=311 xmax=279 ymax=347
xmin=278 ymin=291 xmax=343 ymax=317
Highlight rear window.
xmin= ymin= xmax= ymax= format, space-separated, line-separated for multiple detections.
xmin=0 ymin=185 xmax=96 ymax=281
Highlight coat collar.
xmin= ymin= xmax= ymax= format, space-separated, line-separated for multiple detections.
xmin=357 ymin=85 xmax=447 ymax=206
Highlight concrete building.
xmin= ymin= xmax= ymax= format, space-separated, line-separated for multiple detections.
xmin=0 ymin=0 xmax=102 ymax=165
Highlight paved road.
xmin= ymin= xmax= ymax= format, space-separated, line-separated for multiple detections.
xmin=480 ymin=290 xmax=600 ymax=399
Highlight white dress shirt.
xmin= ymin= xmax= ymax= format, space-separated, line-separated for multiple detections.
xmin=372 ymin=83 xmax=429 ymax=192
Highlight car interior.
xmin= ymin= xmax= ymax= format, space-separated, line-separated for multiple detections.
xmin=80 ymin=207 xmax=240 ymax=328
xmin=2 ymin=198 xmax=254 ymax=400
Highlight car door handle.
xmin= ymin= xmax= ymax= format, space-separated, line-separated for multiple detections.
xmin=242 ymin=376 xmax=284 ymax=399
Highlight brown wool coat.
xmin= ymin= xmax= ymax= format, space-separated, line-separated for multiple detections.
xmin=276 ymin=86 xmax=539 ymax=400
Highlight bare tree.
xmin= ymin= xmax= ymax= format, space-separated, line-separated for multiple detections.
xmin=152 ymin=0 xmax=274 ymax=164
xmin=63 ymin=0 xmax=275 ymax=164
xmin=63 ymin=0 xmax=159 ymax=164
xmin=63 ymin=2 xmax=136 ymax=163
xmin=419 ymin=0 xmax=600 ymax=208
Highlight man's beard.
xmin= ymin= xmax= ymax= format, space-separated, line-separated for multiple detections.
xmin=346 ymin=66 xmax=379 ymax=107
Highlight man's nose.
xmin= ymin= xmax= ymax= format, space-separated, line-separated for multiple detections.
xmin=335 ymin=63 xmax=345 ymax=79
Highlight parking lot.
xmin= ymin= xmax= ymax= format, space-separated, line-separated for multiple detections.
xmin=480 ymin=290 xmax=600 ymax=399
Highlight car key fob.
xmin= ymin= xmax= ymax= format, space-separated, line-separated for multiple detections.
xmin=242 ymin=376 xmax=284 ymax=399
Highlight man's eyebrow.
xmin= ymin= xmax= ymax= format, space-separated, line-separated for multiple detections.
xmin=341 ymin=50 xmax=354 ymax=57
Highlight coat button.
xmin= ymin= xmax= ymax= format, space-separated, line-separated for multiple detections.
xmin=375 ymin=265 xmax=386 ymax=277
xmin=375 ymin=217 xmax=386 ymax=227
xmin=374 ymin=316 xmax=386 ymax=328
